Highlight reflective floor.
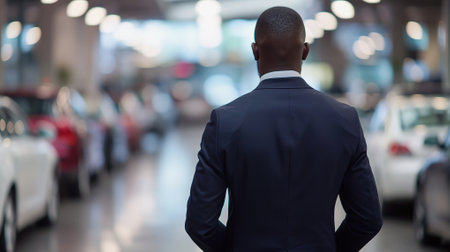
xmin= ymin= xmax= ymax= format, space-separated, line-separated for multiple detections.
xmin=16 ymin=124 xmax=448 ymax=252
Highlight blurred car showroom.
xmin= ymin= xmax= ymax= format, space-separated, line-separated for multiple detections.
xmin=0 ymin=0 xmax=449 ymax=251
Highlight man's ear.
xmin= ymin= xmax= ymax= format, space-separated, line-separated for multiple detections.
xmin=302 ymin=43 xmax=310 ymax=60
xmin=252 ymin=43 xmax=259 ymax=60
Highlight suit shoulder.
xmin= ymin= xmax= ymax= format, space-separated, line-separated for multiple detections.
xmin=313 ymin=90 xmax=356 ymax=113
xmin=211 ymin=93 xmax=253 ymax=143
xmin=214 ymin=92 xmax=253 ymax=115
xmin=308 ymin=90 xmax=360 ymax=127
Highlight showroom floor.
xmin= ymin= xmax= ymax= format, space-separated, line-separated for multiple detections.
xmin=16 ymin=125 xmax=447 ymax=252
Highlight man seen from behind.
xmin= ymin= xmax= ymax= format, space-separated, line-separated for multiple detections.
xmin=186 ymin=6 xmax=383 ymax=252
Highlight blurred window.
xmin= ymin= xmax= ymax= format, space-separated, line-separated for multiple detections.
xmin=11 ymin=97 xmax=54 ymax=116
xmin=400 ymin=106 xmax=450 ymax=130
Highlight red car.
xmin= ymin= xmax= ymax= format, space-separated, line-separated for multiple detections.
xmin=0 ymin=86 xmax=90 ymax=198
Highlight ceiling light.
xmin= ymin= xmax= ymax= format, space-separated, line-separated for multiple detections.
xmin=85 ymin=7 xmax=107 ymax=26
xmin=305 ymin=34 xmax=314 ymax=44
xmin=357 ymin=39 xmax=374 ymax=56
xmin=6 ymin=21 xmax=22 ymax=39
xmin=315 ymin=12 xmax=337 ymax=31
xmin=197 ymin=15 xmax=222 ymax=29
xmin=100 ymin=15 xmax=122 ymax=33
xmin=25 ymin=27 xmax=42 ymax=45
xmin=195 ymin=0 xmax=221 ymax=16
xmin=1 ymin=44 xmax=13 ymax=62
xmin=67 ymin=0 xmax=89 ymax=18
xmin=353 ymin=40 xmax=371 ymax=60
xmin=359 ymin=36 xmax=376 ymax=53
xmin=331 ymin=0 xmax=355 ymax=19
xmin=114 ymin=22 xmax=135 ymax=41
xmin=363 ymin=0 xmax=381 ymax=3
xmin=41 ymin=0 xmax=58 ymax=4
xmin=406 ymin=21 xmax=423 ymax=40
xmin=115 ymin=22 xmax=142 ymax=48
xmin=369 ymin=32 xmax=385 ymax=51
xmin=304 ymin=19 xmax=324 ymax=39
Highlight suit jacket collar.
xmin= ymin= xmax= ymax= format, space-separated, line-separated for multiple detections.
xmin=256 ymin=77 xmax=312 ymax=90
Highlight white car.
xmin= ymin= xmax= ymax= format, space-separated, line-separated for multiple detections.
xmin=366 ymin=92 xmax=450 ymax=206
xmin=0 ymin=97 xmax=59 ymax=252
xmin=0 ymin=143 xmax=15 ymax=252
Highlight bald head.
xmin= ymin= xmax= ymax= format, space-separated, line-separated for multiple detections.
xmin=252 ymin=7 xmax=309 ymax=76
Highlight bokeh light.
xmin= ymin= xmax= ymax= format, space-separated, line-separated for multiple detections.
xmin=304 ymin=19 xmax=324 ymax=39
xmin=85 ymin=7 xmax=107 ymax=26
xmin=369 ymin=32 xmax=385 ymax=51
xmin=363 ymin=0 xmax=381 ymax=3
xmin=25 ymin=27 xmax=42 ymax=45
xmin=6 ymin=21 xmax=22 ymax=39
xmin=406 ymin=21 xmax=423 ymax=40
xmin=66 ymin=0 xmax=89 ymax=18
xmin=353 ymin=39 xmax=372 ymax=60
xmin=100 ymin=15 xmax=122 ymax=33
xmin=315 ymin=12 xmax=338 ymax=31
xmin=1 ymin=44 xmax=13 ymax=62
xmin=195 ymin=0 xmax=221 ymax=15
xmin=41 ymin=0 xmax=58 ymax=4
xmin=331 ymin=0 xmax=355 ymax=19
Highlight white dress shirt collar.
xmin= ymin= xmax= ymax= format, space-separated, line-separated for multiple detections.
xmin=260 ymin=70 xmax=301 ymax=82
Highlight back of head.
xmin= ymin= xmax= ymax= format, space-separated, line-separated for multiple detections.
xmin=255 ymin=6 xmax=305 ymax=43
xmin=253 ymin=7 xmax=308 ymax=75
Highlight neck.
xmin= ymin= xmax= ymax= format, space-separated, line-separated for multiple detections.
xmin=258 ymin=65 xmax=302 ymax=77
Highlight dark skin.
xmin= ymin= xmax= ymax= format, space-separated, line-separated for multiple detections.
xmin=251 ymin=31 xmax=310 ymax=77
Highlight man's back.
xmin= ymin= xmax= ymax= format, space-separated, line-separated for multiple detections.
xmin=219 ymin=77 xmax=363 ymax=251
xmin=186 ymin=7 xmax=382 ymax=252
xmin=186 ymin=77 xmax=382 ymax=251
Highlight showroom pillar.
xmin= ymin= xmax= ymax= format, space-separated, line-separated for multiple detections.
xmin=0 ymin=0 xmax=5 ymax=87
xmin=35 ymin=2 xmax=58 ymax=85
xmin=444 ymin=0 xmax=450 ymax=91
xmin=391 ymin=1 xmax=407 ymax=84
xmin=52 ymin=7 xmax=100 ymax=94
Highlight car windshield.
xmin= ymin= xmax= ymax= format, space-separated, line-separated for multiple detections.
xmin=11 ymin=96 xmax=55 ymax=116
xmin=400 ymin=105 xmax=450 ymax=130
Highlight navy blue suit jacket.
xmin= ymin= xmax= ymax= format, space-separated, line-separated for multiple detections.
xmin=186 ymin=77 xmax=382 ymax=252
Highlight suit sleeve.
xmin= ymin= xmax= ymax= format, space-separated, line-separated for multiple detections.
xmin=335 ymin=108 xmax=383 ymax=252
xmin=185 ymin=110 xmax=227 ymax=252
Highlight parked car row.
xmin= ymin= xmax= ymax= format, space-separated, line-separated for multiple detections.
xmin=107 ymin=85 xmax=177 ymax=153
xmin=2 ymin=87 xmax=94 ymax=198
xmin=0 ymin=83 xmax=177 ymax=252
xmin=365 ymin=86 xmax=450 ymax=247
